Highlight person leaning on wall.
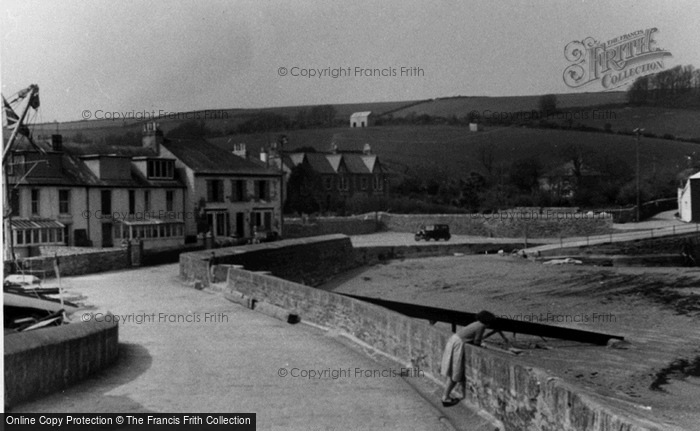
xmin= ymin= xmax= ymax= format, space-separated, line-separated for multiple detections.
xmin=439 ymin=310 xmax=497 ymax=407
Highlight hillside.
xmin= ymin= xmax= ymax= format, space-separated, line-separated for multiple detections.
xmin=26 ymin=100 xmax=426 ymax=143
xmin=210 ymin=125 xmax=700 ymax=180
xmin=387 ymin=92 xmax=629 ymax=118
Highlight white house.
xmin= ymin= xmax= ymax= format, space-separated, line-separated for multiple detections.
xmin=350 ymin=111 xmax=372 ymax=128
xmin=678 ymin=172 xmax=700 ymax=222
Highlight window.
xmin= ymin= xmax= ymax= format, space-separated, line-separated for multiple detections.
xmin=147 ymin=160 xmax=174 ymax=179
xmin=144 ymin=190 xmax=151 ymax=212
xmin=10 ymin=189 xmax=20 ymax=216
xmin=255 ymin=180 xmax=269 ymax=201
xmin=373 ymin=176 xmax=383 ymax=191
xmin=231 ymin=180 xmax=247 ymax=202
xmin=339 ymin=176 xmax=349 ymax=191
xmin=101 ymin=190 xmax=112 ymax=214
xmin=31 ymin=189 xmax=40 ymax=215
xmin=59 ymin=190 xmax=70 ymax=214
xmin=129 ymin=190 xmax=136 ymax=214
xmin=361 ymin=177 xmax=368 ymax=190
xmin=166 ymin=190 xmax=174 ymax=212
xmin=206 ymin=180 xmax=224 ymax=202
xmin=324 ymin=177 xmax=332 ymax=190
xmin=14 ymin=226 xmax=64 ymax=246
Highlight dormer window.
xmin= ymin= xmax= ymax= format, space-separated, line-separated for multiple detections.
xmin=147 ymin=159 xmax=174 ymax=179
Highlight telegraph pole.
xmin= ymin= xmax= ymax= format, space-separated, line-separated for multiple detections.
xmin=634 ymin=128 xmax=644 ymax=222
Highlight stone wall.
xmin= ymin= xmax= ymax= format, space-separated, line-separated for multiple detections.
xmin=12 ymin=247 xmax=130 ymax=278
xmin=227 ymin=268 xmax=667 ymax=431
xmin=4 ymin=317 xmax=119 ymax=409
xmin=284 ymin=216 xmax=378 ymax=239
xmin=382 ymin=212 xmax=612 ymax=238
xmin=180 ymin=234 xmax=357 ymax=288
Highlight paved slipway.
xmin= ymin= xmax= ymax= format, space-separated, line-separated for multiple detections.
xmin=9 ymin=264 xmax=497 ymax=431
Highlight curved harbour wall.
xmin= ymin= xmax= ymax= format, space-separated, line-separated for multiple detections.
xmin=179 ymin=235 xmax=669 ymax=430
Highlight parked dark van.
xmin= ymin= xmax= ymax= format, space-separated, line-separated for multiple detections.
xmin=414 ymin=224 xmax=451 ymax=241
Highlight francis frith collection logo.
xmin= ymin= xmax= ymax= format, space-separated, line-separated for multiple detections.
xmin=563 ymin=28 xmax=673 ymax=90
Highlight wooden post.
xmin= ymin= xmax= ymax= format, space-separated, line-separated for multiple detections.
xmin=524 ymin=225 xmax=528 ymax=249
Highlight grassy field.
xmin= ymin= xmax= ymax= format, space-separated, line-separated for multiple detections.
xmin=387 ymin=92 xmax=629 ymax=118
xmin=211 ymin=124 xmax=700 ymax=179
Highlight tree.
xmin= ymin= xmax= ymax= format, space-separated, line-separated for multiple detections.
xmin=458 ymin=172 xmax=487 ymax=210
xmin=308 ymin=105 xmax=337 ymax=127
xmin=477 ymin=143 xmax=495 ymax=180
xmin=509 ymin=157 xmax=542 ymax=192
xmin=284 ymin=165 xmax=320 ymax=214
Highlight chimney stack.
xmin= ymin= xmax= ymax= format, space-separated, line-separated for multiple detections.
xmin=232 ymin=143 xmax=248 ymax=158
xmin=142 ymin=122 xmax=163 ymax=154
xmin=363 ymin=143 xmax=372 ymax=155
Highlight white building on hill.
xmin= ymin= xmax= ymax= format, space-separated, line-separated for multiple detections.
xmin=350 ymin=111 xmax=372 ymax=128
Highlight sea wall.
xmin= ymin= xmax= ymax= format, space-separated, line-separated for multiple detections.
xmin=226 ymin=268 xmax=665 ymax=431
xmin=179 ymin=234 xmax=356 ymax=288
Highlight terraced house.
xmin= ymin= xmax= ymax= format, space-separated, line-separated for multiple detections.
xmin=273 ymin=143 xmax=389 ymax=212
xmin=5 ymin=133 xmax=186 ymax=257
xmin=5 ymin=123 xmax=282 ymax=258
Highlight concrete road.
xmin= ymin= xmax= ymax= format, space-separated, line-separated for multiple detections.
xmin=9 ymin=264 xmax=495 ymax=431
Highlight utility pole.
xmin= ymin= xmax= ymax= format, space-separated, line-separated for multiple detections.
xmin=634 ymin=128 xmax=644 ymax=222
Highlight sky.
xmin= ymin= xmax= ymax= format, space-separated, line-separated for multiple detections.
xmin=1 ymin=0 xmax=699 ymax=122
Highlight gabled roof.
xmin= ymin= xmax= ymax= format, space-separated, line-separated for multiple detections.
xmin=163 ymin=138 xmax=279 ymax=176
xmin=689 ymin=171 xmax=700 ymax=180
xmin=326 ymin=154 xmax=343 ymax=172
xmin=350 ymin=111 xmax=372 ymax=118
xmin=361 ymin=154 xmax=378 ymax=173
xmin=304 ymin=152 xmax=336 ymax=174
xmin=288 ymin=153 xmax=306 ymax=166
xmin=343 ymin=153 xmax=371 ymax=174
